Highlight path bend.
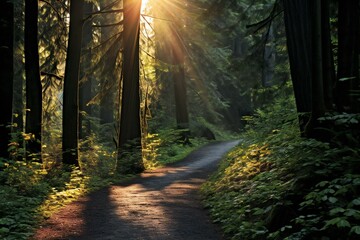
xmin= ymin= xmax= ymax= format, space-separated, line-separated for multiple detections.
xmin=33 ymin=140 xmax=239 ymax=240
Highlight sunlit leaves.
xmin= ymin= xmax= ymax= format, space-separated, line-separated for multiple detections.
xmin=202 ymin=95 xmax=360 ymax=239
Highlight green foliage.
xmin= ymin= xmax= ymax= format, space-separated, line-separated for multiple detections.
xmin=202 ymin=95 xmax=360 ymax=240
xmin=0 ymin=161 xmax=49 ymax=240
xmin=79 ymin=133 xmax=117 ymax=177
xmin=143 ymin=129 xmax=208 ymax=169
xmin=1 ymin=123 xmax=210 ymax=239
xmin=116 ymin=138 xmax=144 ymax=174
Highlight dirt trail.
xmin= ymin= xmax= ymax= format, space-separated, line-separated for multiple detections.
xmin=32 ymin=140 xmax=239 ymax=240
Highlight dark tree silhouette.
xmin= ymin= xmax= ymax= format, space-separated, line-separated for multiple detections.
xmin=336 ymin=0 xmax=360 ymax=113
xmin=25 ymin=0 xmax=42 ymax=159
xmin=0 ymin=0 xmax=14 ymax=159
xmin=63 ymin=0 xmax=84 ymax=166
xmin=283 ymin=0 xmax=312 ymax=133
xmin=117 ymin=0 xmax=144 ymax=173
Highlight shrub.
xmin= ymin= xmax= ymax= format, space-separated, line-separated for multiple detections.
xmin=202 ymin=96 xmax=360 ymax=240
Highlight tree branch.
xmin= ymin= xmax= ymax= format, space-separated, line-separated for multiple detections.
xmin=92 ymin=20 xmax=124 ymax=28
xmin=40 ymin=71 xmax=63 ymax=80
xmin=83 ymin=9 xmax=124 ymax=22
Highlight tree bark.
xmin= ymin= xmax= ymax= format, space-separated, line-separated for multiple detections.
xmin=304 ymin=0 xmax=326 ymax=138
xmin=117 ymin=0 xmax=144 ymax=173
xmin=283 ymin=0 xmax=313 ymax=133
xmin=336 ymin=0 xmax=360 ymax=112
xmin=321 ymin=0 xmax=336 ymax=110
xmin=62 ymin=0 xmax=84 ymax=166
xmin=13 ymin=1 xmax=25 ymax=133
xmin=25 ymin=0 xmax=42 ymax=160
xmin=99 ymin=0 xmax=115 ymax=125
xmin=262 ymin=24 xmax=276 ymax=87
xmin=79 ymin=2 xmax=93 ymax=141
xmin=172 ymin=48 xmax=189 ymax=130
xmin=0 ymin=1 xmax=14 ymax=160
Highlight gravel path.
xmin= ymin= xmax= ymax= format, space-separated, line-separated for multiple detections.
xmin=32 ymin=140 xmax=239 ymax=240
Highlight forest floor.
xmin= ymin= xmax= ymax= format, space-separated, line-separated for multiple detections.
xmin=31 ymin=140 xmax=239 ymax=240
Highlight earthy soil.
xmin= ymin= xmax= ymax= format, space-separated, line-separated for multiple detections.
xmin=32 ymin=140 xmax=239 ymax=240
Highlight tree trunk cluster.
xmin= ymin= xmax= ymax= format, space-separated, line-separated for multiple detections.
xmin=283 ymin=0 xmax=360 ymax=141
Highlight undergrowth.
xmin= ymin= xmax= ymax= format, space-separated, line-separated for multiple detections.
xmin=143 ymin=128 xmax=208 ymax=169
xmin=202 ymin=96 xmax=360 ymax=240
xmin=0 ymin=129 xmax=209 ymax=240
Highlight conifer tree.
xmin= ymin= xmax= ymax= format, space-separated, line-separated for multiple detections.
xmin=25 ymin=0 xmax=42 ymax=159
xmin=62 ymin=0 xmax=85 ymax=166
xmin=117 ymin=0 xmax=144 ymax=173
xmin=0 ymin=0 xmax=14 ymax=159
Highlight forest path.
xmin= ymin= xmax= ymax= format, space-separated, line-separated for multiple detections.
xmin=32 ymin=140 xmax=239 ymax=240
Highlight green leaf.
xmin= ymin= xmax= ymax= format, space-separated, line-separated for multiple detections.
xmin=344 ymin=209 xmax=360 ymax=217
xmin=350 ymin=226 xmax=360 ymax=235
xmin=329 ymin=207 xmax=345 ymax=215
xmin=0 ymin=227 xmax=9 ymax=234
xmin=339 ymin=76 xmax=356 ymax=81
xmin=328 ymin=197 xmax=338 ymax=203
xmin=253 ymin=208 xmax=264 ymax=215
xmin=352 ymin=198 xmax=360 ymax=206
xmin=353 ymin=179 xmax=360 ymax=185
xmin=324 ymin=218 xmax=350 ymax=229
xmin=318 ymin=181 xmax=329 ymax=187
xmin=337 ymin=219 xmax=351 ymax=228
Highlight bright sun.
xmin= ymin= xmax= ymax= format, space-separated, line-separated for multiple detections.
xmin=141 ymin=0 xmax=150 ymax=12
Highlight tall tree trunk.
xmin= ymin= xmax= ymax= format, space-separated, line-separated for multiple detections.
xmin=25 ymin=0 xmax=42 ymax=160
xmin=62 ymin=0 xmax=84 ymax=166
xmin=99 ymin=0 xmax=115 ymax=125
xmin=154 ymin=11 xmax=176 ymax=127
xmin=336 ymin=0 xmax=360 ymax=112
xmin=168 ymin=9 xmax=190 ymax=143
xmin=304 ymin=0 xmax=326 ymax=138
xmin=173 ymin=49 xmax=189 ymax=130
xmin=262 ymin=24 xmax=276 ymax=87
xmin=311 ymin=0 xmax=325 ymax=115
xmin=321 ymin=0 xmax=336 ymax=110
xmin=13 ymin=1 xmax=25 ymax=133
xmin=0 ymin=1 xmax=14 ymax=160
xmin=117 ymin=0 xmax=144 ymax=173
xmin=172 ymin=46 xmax=190 ymax=144
xmin=283 ymin=0 xmax=313 ymax=133
xmin=79 ymin=2 xmax=93 ymax=141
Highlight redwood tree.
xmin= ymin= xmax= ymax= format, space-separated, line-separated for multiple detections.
xmin=62 ymin=0 xmax=84 ymax=166
xmin=161 ymin=4 xmax=190 ymax=142
xmin=0 ymin=1 xmax=14 ymax=159
xmin=336 ymin=0 xmax=360 ymax=113
xmin=304 ymin=0 xmax=326 ymax=138
xmin=25 ymin=0 xmax=42 ymax=159
xmin=283 ymin=0 xmax=313 ymax=133
xmin=117 ymin=0 xmax=144 ymax=173
xmin=171 ymin=29 xmax=190 ymax=143
xmin=99 ymin=0 xmax=116 ymax=126
xmin=79 ymin=1 xmax=93 ymax=141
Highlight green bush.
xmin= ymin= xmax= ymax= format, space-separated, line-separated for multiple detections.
xmin=202 ymin=96 xmax=360 ymax=240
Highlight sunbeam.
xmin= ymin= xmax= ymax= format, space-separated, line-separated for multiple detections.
xmin=141 ymin=0 xmax=150 ymax=12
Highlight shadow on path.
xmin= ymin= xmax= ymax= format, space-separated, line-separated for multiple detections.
xmin=32 ymin=140 xmax=239 ymax=240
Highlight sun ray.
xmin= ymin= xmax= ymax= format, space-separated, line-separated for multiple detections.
xmin=141 ymin=0 xmax=150 ymax=13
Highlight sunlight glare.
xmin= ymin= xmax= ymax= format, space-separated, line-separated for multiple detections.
xmin=141 ymin=0 xmax=150 ymax=12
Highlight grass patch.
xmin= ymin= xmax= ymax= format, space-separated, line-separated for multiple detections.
xmin=143 ymin=129 xmax=209 ymax=169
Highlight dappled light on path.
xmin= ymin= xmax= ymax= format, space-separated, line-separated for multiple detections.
xmin=32 ymin=141 xmax=239 ymax=240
